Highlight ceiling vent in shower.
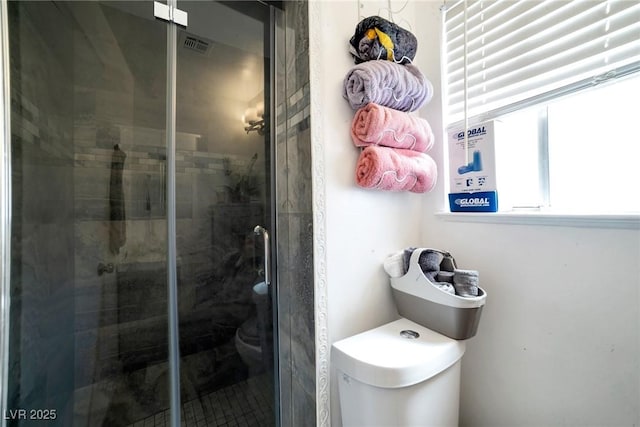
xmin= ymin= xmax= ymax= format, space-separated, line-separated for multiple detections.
xmin=179 ymin=31 xmax=213 ymax=56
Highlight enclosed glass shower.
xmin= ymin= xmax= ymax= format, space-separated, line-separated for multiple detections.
xmin=1 ymin=1 xmax=284 ymax=425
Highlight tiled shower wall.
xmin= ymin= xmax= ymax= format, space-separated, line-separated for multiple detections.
xmin=8 ymin=3 xmax=76 ymax=424
xmin=275 ymin=1 xmax=315 ymax=425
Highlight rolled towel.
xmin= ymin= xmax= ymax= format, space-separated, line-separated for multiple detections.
xmin=436 ymin=271 xmax=454 ymax=283
xmin=355 ymin=146 xmax=437 ymax=193
xmin=402 ymin=247 xmax=415 ymax=274
xmin=351 ymin=103 xmax=435 ymax=152
xmin=383 ymin=250 xmax=405 ymax=278
xmin=453 ymin=269 xmax=479 ymax=297
xmin=404 ymin=248 xmax=443 ymax=274
xmin=349 ymin=16 xmax=417 ymax=65
xmin=435 ymin=283 xmax=456 ymax=295
xmin=343 ymin=61 xmax=434 ymax=112
xmin=454 ymin=269 xmax=479 ymax=285
xmin=440 ymin=254 xmax=456 ymax=272
xmin=419 ymin=250 xmax=444 ymax=272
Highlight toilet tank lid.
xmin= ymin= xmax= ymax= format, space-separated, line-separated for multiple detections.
xmin=331 ymin=318 xmax=466 ymax=388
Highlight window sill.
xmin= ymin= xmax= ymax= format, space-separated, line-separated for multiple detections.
xmin=435 ymin=210 xmax=640 ymax=229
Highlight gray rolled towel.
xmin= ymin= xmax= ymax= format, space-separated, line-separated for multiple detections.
xmin=436 ymin=271 xmax=454 ymax=283
xmin=349 ymin=16 xmax=417 ymax=65
xmin=419 ymin=250 xmax=444 ymax=272
xmin=343 ymin=61 xmax=434 ymax=112
xmin=402 ymin=247 xmax=415 ymax=274
xmin=440 ymin=254 xmax=456 ymax=272
xmin=454 ymin=269 xmax=479 ymax=285
xmin=453 ymin=269 xmax=479 ymax=297
xmin=403 ymin=248 xmax=444 ymax=274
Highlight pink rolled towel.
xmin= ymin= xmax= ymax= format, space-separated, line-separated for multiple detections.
xmin=355 ymin=146 xmax=437 ymax=193
xmin=351 ymin=103 xmax=435 ymax=152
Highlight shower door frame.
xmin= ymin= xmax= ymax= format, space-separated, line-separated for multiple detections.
xmin=163 ymin=2 xmax=180 ymax=426
xmin=0 ymin=0 xmax=11 ymax=423
xmin=0 ymin=0 xmax=283 ymax=425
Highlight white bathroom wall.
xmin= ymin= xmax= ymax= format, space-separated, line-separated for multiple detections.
xmin=311 ymin=0 xmax=640 ymax=425
xmin=308 ymin=1 xmax=427 ymax=425
xmin=414 ymin=2 xmax=640 ymax=426
xmin=310 ymin=0 xmax=425 ymax=337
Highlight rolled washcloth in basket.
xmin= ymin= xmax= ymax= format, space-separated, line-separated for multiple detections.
xmin=454 ymin=269 xmax=479 ymax=297
xmin=351 ymin=103 xmax=435 ymax=152
xmin=436 ymin=271 xmax=455 ymax=283
xmin=355 ymin=146 xmax=437 ymax=193
xmin=349 ymin=16 xmax=417 ymax=65
xmin=343 ymin=61 xmax=434 ymax=112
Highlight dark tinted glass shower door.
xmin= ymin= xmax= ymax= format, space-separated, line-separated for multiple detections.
xmin=174 ymin=1 xmax=277 ymax=426
xmin=6 ymin=1 xmax=171 ymax=426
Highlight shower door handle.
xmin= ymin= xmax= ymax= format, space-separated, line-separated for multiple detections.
xmin=253 ymin=225 xmax=271 ymax=286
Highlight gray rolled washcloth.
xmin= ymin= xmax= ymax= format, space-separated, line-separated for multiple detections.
xmin=453 ymin=269 xmax=479 ymax=297
xmin=436 ymin=271 xmax=454 ymax=283
xmin=343 ymin=61 xmax=434 ymax=112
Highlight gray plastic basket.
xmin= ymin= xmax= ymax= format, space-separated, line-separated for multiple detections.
xmin=390 ymin=248 xmax=487 ymax=340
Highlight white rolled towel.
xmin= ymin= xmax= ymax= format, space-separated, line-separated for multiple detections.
xmin=383 ymin=250 xmax=405 ymax=278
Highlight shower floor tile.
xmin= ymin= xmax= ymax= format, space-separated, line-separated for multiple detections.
xmin=128 ymin=373 xmax=274 ymax=427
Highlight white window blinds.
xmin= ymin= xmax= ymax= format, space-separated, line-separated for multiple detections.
xmin=443 ymin=0 xmax=640 ymax=125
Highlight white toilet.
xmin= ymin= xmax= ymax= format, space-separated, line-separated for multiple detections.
xmin=332 ymin=249 xmax=487 ymax=426
xmin=234 ymin=317 xmax=263 ymax=369
xmin=235 ymin=281 xmax=269 ymax=372
xmin=332 ymin=318 xmax=466 ymax=427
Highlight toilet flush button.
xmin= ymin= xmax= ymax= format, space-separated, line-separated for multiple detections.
xmin=400 ymin=330 xmax=420 ymax=339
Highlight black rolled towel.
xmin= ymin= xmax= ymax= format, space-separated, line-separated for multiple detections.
xmin=349 ymin=16 xmax=417 ymax=65
xmin=109 ymin=144 xmax=127 ymax=255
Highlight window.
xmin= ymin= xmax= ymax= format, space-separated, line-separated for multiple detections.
xmin=443 ymin=0 xmax=640 ymax=214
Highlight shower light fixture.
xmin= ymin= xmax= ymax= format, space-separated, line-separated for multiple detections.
xmin=243 ymin=101 xmax=265 ymax=135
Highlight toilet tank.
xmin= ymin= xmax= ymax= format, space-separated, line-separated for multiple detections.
xmin=332 ymin=318 xmax=466 ymax=427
